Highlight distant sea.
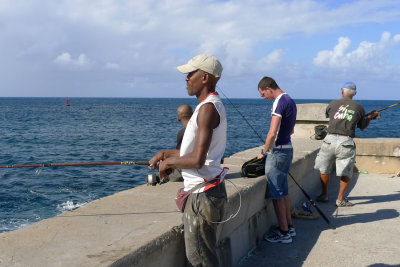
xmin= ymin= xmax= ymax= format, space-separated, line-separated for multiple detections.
xmin=1 ymin=97 xmax=399 ymax=233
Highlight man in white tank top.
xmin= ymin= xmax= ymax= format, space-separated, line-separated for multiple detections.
xmin=149 ymin=54 xmax=227 ymax=266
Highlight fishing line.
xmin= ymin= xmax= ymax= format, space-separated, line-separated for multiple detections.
xmin=217 ymin=86 xmax=335 ymax=229
xmin=217 ymin=86 xmax=264 ymax=143
xmin=195 ymin=178 xmax=242 ymax=224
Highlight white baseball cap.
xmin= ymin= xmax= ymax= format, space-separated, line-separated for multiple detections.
xmin=177 ymin=54 xmax=223 ymax=78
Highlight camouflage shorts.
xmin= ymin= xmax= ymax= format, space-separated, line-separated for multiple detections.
xmin=314 ymin=134 xmax=356 ymax=178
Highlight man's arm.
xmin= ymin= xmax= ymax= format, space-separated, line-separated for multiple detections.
xmin=360 ymin=110 xmax=379 ymax=131
xmin=258 ymin=115 xmax=281 ymax=159
xmin=158 ymin=103 xmax=219 ymax=178
xmin=148 ymin=149 xmax=180 ymax=170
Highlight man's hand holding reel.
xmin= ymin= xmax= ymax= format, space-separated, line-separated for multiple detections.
xmin=147 ymin=154 xmax=174 ymax=186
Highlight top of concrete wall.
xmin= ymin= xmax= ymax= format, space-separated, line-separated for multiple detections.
xmin=296 ymin=103 xmax=328 ymax=123
xmin=355 ymin=138 xmax=400 ymax=157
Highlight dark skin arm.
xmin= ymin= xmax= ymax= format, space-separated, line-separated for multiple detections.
xmin=360 ymin=110 xmax=379 ymax=131
xmin=149 ymin=102 xmax=220 ymax=178
xmin=148 ymin=149 xmax=180 ymax=169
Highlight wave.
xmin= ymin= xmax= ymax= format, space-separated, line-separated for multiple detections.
xmin=57 ymin=200 xmax=87 ymax=211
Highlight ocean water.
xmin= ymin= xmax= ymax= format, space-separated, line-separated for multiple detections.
xmin=0 ymin=97 xmax=399 ymax=233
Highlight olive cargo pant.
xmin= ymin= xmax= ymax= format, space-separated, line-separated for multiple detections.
xmin=183 ymin=183 xmax=226 ymax=267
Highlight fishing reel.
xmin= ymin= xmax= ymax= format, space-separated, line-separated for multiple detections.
xmin=368 ymin=109 xmax=381 ymax=120
xmin=146 ymin=173 xmax=158 ymax=186
xmin=146 ymin=168 xmax=172 ymax=186
xmin=371 ymin=114 xmax=381 ymax=120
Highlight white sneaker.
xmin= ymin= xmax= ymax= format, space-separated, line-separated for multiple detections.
xmin=288 ymin=226 xmax=296 ymax=237
xmin=272 ymin=226 xmax=296 ymax=237
xmin=264 ymin=231 xmax=292 ymax=244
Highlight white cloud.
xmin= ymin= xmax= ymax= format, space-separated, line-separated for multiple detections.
xmin=44 ymin=0 xmax=400 ymax=74
xmin=263 ymin=49 xmax=285 ymax=66
xmin=251 ymin=49 xmax=286 ymax=74
xmin=76 ymin=54 xmax=89 ymax=65
xmin=394 ymin=34 xmax=400 ymax=43
xmin=313 ymin=32 xmax=400 ymax=72
xmin=0 ymin=0 xmax=11 ymax=11
xmin=54 ymin=52 xmax=72 ymax=64
xmin=253 ymin=49 xmax=306 ymax=79
xmin=1 ymin=0 xmax=400 ymax=98
xmin=105 ymin=62 xmax=120 ymax=70
xmin=54 ymin=52 xmax=91 ymax=67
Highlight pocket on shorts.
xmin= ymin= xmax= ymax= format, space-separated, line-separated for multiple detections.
xmin=338 ymin=140 xmax=355 ymax=159
xmin=198 ymin=195 xmax=223 ymax=222
xmin=319 ymin=138 xmax=332 ymax=152
xmin=276 ymin=152 xmax=291 ymax=172
xmin=321 ymin=138 xmax=331 ymax=147
xmin=323 ymin=138 xmax=332 ymax=144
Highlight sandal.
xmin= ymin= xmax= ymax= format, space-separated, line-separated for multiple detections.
xmin=316 ymin=194 xmax=329 ymax=203
xmin=336 ymin=198 xmax=354 ymax=207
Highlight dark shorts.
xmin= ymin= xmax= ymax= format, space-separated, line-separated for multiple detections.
xmin=265 ymin=148 xmax=293 ymax=199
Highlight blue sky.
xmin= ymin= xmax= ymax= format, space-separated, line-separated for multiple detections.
xmin=0 ymin=0 xmax=400 ymax=100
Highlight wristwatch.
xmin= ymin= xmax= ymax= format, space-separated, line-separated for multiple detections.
xmin=261 ymin=149 xmax=270 ymax=156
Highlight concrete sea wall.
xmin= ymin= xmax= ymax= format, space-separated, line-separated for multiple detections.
xmin=0 ymin=104 xmax=399 ymax=267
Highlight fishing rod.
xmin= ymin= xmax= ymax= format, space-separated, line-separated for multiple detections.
xmin=288 ymin=172 xmax=335 ymax=229
xmin=0 ymin=161 xmax=150 ymax=169
xmin=1 ymin=160 xmax=172 ymax=185
xmin=217 ymin=86 xmax=336 ymax=230
xmin=366 ymin=102 xmax=400 ymax=118
xmin=376 ymin=102 xmax=400 ymax=112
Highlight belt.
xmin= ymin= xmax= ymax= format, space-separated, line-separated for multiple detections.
xmin=272 ymin=144 xmax=292 ymax=149
xmin=328 ymin=133 xmax=350 ymax=137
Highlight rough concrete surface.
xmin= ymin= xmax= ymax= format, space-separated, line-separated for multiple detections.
xmin=238 ymin=173 xmax=400 ymax=267
xmin=0 ymin=182 xmax=184 ymax=267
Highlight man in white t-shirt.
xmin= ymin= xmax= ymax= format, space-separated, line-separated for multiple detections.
xmin=149 ymin=54 xmax=227 ymax=266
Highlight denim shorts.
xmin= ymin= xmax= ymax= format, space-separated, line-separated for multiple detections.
xmin=265 ymin=148 xmax=293 ymax=199
xmin=314 ymin=134 xmax=356 ymax=178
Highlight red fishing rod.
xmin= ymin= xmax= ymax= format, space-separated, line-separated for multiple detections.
xmin=0 ymin=161 xmax=150 ymax=169
xmin=1 ymin=160 xmax=172 ymax=182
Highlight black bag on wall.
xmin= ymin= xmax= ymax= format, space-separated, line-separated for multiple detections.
xmin=314 ymin=125 xmax=328 ymax=140
xmin=241 ymin=157 xmax=266 ymax=178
